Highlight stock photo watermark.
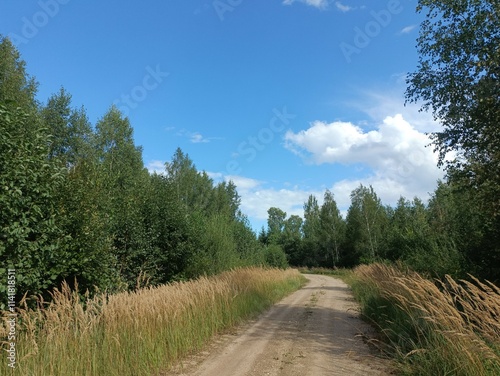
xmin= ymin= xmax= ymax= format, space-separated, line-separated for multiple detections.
xmin=339 ymin=0 xmax=403 ymax=63
xmin=226 ymin=106 xmax=296 ymax=175
xmin=213 ymin=0 xmax=243 ymax=21
xmin=113 ymin=65 xmax=169 ymax=117
xmin=6 ymin=269 xmax=17 ymax=369
xmin=8 ymin=0 xmax=70 ymax=46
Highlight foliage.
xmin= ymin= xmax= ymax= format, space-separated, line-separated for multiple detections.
xmin=0 ymin=104 xmax=67 ymax=305
xmin=350 ymin=263 xmax=500 ymax=376
xmin=281 ymin=215 xmax=303 ymax=266
xmin=263 ymin=244 xmax=289 ymax=269
xmin=344 ymin=185 xmax=388 ymax=264
xmin=319 ymin=190 xmax=345 ymax=268
xmin=406 ymin=0 xmax=500 ymax=281
xmin=407 ymin=0 xmax=499 ymax=178
xmin=266 ymin=207 xmax=286 ymax=245
xmin=301 ymin=195 xmax=322 ymax=266
xmin=0 ymin=36 xmax=269 ymax=302
xmin=0 ymin=37 xmax=38 ymax=113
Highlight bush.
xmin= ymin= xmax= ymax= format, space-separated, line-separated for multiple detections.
xmin=264 ymin=244 xmax=288 ymax=269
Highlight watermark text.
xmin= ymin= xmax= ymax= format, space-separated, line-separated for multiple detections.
xmin=6 ymin=269 xmax=17 ymax=369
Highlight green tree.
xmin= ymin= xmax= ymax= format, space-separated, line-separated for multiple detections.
xmin=231 ymin=215 xmax=264 ymax=266
xmin=264 ymin=244 xmax=288 ymax=269
xmin=386 ymin=196 xmax=412 ymax=261
xmin=165 ymin=148 xmax=215 ymax=214
xmin=140 ymin=172 xmax=195 ymax=283
xmin=210 ymin=180 xmax=241 ymax=219
xmin=281 ymin=215 xmax=303 ymax=266
xmin=266 ymin=207 xmax=287 ymax=245
xmin=45 ymin=95 xmax=119 ymax=293
xmin=406 ymin=0 xmax=500 ymax=218
xmin=189 ymin=213 xmax=240 ymax=276
xmin=319 ymin=190 xmax=345 ymax=268
xmin=427 ymin=181 xmax=484 ymax=278
xmin=344 ymin=185 xmax=387 ymax=264
xmin=302 ymin=195 xmax=321 ymax=266
xmin=0 ymin=37 xmax=38 ymax=113
xmin=42 ymin=88 xmax=93 ymax=165
xmin=0 ymin=105 xmax=66 ymax=304
xmin=93 ymin=106 xmax=148 ymax=286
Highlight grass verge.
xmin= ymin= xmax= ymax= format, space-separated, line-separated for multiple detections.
xmin=1 ymin=267 xmax=306 ymax=376
xmin=349 ymin=263 xmax=500 ymax=375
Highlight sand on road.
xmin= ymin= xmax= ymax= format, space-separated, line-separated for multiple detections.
xmin=170 ymin=273 xmax=392 ymax=376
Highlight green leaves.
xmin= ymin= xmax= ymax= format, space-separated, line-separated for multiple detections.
xmin=406 ymin=0 xmax=500 ymax=281
xmin=0 ymin=103 xmax=67 ymax=304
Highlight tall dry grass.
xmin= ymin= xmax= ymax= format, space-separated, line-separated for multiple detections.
xmin=352 ymin=263 xmax=500 ymax=375
xmin=0 ymin=267 xmax=305 ymax=376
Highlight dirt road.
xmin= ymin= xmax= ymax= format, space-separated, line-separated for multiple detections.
xmin=172 ymin=274 xmax=392 ymax=376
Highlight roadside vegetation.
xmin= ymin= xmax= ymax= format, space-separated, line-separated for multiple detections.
xmin=1 ymin=0 xmax=499 ymax=374
xmin=349 ymin=263 xmax=500 ymax=376
xmin=0 ymin=267 xmax=305 ymax=376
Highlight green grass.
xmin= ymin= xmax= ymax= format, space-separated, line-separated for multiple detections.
xmin=0 ymin=267 xmax=306 ymax=376
xmin=347 ymin=263 xmax=500 ymax=376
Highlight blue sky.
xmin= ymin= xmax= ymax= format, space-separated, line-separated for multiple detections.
xmin=0 ymin=0 xmax=444 ymax=231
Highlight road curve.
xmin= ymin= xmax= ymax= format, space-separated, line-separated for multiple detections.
xmin=171 ymin=274 xmax=392 ymax=376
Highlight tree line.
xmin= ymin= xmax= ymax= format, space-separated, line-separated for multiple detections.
xmin=0 ymin=37 xmax=287 ymax=307
xmin=1 ymin=0 xmax=499 ymax=306
xmin=260 ymin=180 xmax=497 ymax=281
xmin=261 ymin=0 xmax=500 ymax=283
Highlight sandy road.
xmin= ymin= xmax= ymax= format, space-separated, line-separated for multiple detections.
xmin=171 ymin=274 xmax=392 ymax=376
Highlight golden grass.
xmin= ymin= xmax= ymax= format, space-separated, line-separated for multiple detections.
xmin=0 ymin=267 xmax=306 ymax=376
xmin=353 ymin=263 xmax=500 ymax=375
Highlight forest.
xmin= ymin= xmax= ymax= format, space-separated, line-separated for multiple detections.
xmin=0 ymin=36 xmax=292 ymax=307
xmin=1 ymin=0 xmax=499 ymax=310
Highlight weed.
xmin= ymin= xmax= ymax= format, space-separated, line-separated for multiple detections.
xmin=0 ymin=267 xmax=306 ymax=376
xmin=350 ymin=263 xmax=500 ymax=375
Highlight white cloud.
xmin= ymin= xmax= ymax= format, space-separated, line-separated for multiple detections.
xmin=335 ymin=1 xmax=353 ymax=12
xmin=400 ymin=25 xmax=417 ymax=34
xmin=284 ymin=114 xmax=445 ymax=206
xmin=175 ymin=128 xmax=219 ymax=144
xmin=282 ymin=0 xmax=329 ymax=9
xmin=358 ymin=88 xmax=440 ymax=133
xmin=211 ymin=113 xmax=445 ymax=230
xmin=285 ymin=114 xmax=436 ymax=166
xmin=223 ymin=176 xmax=321 ymax=222
xmin=190 ymin=132 xmax=210 ymax=143
xmin=224 ymin=175 xmax=263 ymax=190
xmin=206 ymin=171 xmax=223 ymax=181
xmin=146 ymin=160 xmax=166 ymax=174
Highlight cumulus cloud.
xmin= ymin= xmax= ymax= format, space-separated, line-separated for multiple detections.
xmin=282 ymin=0 xmax=329 ymax=9
xmin=190 ymin=132 xmax=210 ymax=143
xmin=229 ymin=179 xmax=319 ymax=222
xmin=209 ymin=113 xmax=445 ymax=230
xmin=285 ymin=115 xmax=434 ymax=165
xmin=224 ymin=175 xmax=263 ymax=190
xmin=146 ymin=160 xmax=166 ymax=174
xmin=357 ymin=89 xmax=440 ymax=133
xmin=284 ymin=114 xmax=445 ymax=204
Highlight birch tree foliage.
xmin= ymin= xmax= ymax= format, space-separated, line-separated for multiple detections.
xmin=406 ymin=0 xmax=500 ymax=216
